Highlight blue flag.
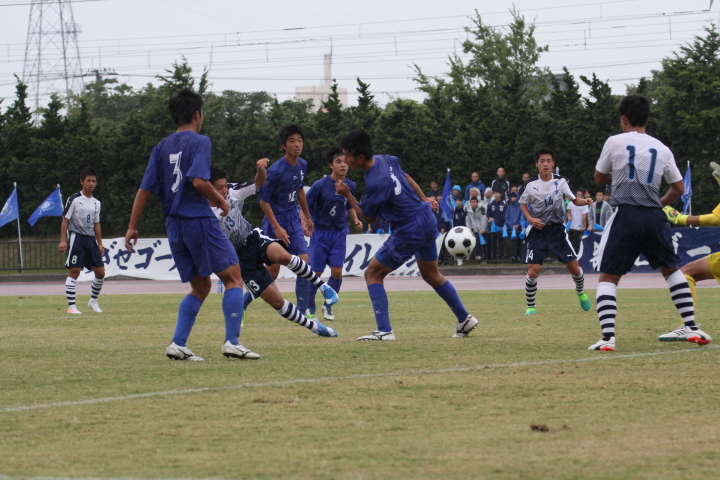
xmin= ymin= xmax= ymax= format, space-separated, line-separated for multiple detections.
xmin=440 ymin=169 xmax=453 ymax=223
xmin=0 ymin=186 xmax=19 ymax=228
xmin=681 ymin=162 xmax=692 ymax=214
xmin=28 ymin=186 xmax=63 ymax=226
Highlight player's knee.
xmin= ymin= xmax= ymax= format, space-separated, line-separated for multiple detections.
xmin=94 ymin=268 xmax=105 ymax=279
xmin=68 ymin=268 xmax=81 ymax=279
xmin=330 ymin=267 xmax=342 ymax=279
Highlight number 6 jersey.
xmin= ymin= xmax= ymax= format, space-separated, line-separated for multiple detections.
xmin=596 ymin=131 xmax=682 ymax=208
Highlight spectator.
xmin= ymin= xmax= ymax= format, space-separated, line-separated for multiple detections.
xmin=453 ymin=197 xmax=466 ymax=227
xmin=451 ymin=185 xmax=462 ymax=205
xmin=518 ymin=172 xmax=531 ymax=190
xmin=426 ymin=179 xmax=441 ymax=198
xmin=464 ymin=196 xmax=487 ymax=260
xmin=464 ymin=172 xmax=486 ymax=202
xmin=593 ymin=190 xmax=613 ymax=228
xmin=487 ymin=190 xmax=507 ymax=260
xmin=483 ymin=187 xmax=493 ymax=204
xmin=467 ymin=187 xmax=481 ymax=206
xmin=491 ymin=167 xmax=511 ymax=201
xmin=434 ymin=197 xmax=451 ymax=234
xmin=506 ymin=191 xmax=523 ymax=262
xmin=566 ymin=190 xmax=588 ymax=254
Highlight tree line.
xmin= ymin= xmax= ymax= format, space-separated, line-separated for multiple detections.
xmin=1 ymin=11 xmax=718 ymax=239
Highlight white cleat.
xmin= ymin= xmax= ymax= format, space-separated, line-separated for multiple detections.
xmin=357 ymin=331 xmax=396 ymax=341
xmin=87 ymin=299 xmax=103 ymax=313
xmin=588 ymin=337 xmax=615 ymax=351
xmin=321 ymin=304 xmax=335 ymax=321
xmin=166 ymin=342 xmax=204 ymax=361
xmin=453 ymin=315 xmax=479 ymax=338
xmin=659 ymin=325 xmax=712 ymax=345
xmin=221 ymin=340 xmax=260 ymax=359
xmin=67 ymin=305 xmax=82 ymax=314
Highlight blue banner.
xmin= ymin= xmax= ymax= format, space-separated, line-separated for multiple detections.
xmin=28 ymin=187 xmax=63 ymax=226
xmin=0 ymin=187 xmax=19 ymax=228
xmin=440 ymin=169 xmax=453 ymax=223
xmin=681 ymin=163 xmax=692 ymax=214
xmin=578 ymin=227 xmax=720 ymax=274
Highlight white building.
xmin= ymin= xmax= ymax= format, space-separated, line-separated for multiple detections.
xmin=295 ymin=53 xmax=348 ymax=110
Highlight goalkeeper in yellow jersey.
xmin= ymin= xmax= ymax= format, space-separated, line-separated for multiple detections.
xmin=660 ymin=162 xmax=720 ymax=344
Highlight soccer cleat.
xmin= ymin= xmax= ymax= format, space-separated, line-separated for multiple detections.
xmin=588 ymin=337 xmax=615 ymax=351
xmin=452 ymin=315 xmax=479 ymax=338
xmin=577 ymin=292 xmax=591 ymax=311
xmin=67 ymin=305 xmax=82 ymax=314
xmin=314 ymin=321 xmax=338 ymax=338
xmin=663 ymin=205 xmax=680 ymax=223
xmin=321 ymin=304 xmax=335 ymax=320
xmin=221 ymin=340 xmax=260 ymax=359
xmin=321 ymin=284 xmax=339 ymax=306
xmin=525 ymin=307 xmax=536 ymax=315
xmin=711 ymin=162 xmax=720 ymax=185
xmin=357 ymin=331 xmax=396 ymax=341
xmin=658 ymin=325 xmax=713 ymax=345
xmin=87 ymin=299 xmax=103 ymax=313
xmin=166 ymin=342 xmax=204 ymax=361
xmin=304 ymin=308 xmax=317 ymax=320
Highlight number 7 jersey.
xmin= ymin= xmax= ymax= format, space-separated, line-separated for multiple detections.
xmin=596 ymin=131 xmax=682 ymax=208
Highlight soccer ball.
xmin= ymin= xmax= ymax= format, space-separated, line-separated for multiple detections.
xmin=444 ymin=226 xmax=477 ymax=258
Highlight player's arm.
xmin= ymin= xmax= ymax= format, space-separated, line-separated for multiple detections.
xmin=125 ymin=189 xmax=151 ymax=251
xmin=59 ymin=217 xmax=69 ymax=252
xmin=659 ymin=179 xmax=684 ymax=207
xmin=348 ymin=208 xmax=363 ymax=232
xmin=336 ymin=181 xmax=375 ymax=224
xmin=297 ymin=188 xmax=313 ymax=237
xmin=94 ymin=222 xmax=104 ymax=256
xmin=520 ymin=203 xmax=544 ymax=229
xmin=665 ymin=203 xmax=720 ymax=227
xmin=405 ymin=173 xmax=439 ymax=212
xmin=254 ymin=158 xmax=268 ymax=189
xmin=594 ymin=170 xmax=612 ymax=185
xmin=192 ymin=177 xmax=229 ymax=215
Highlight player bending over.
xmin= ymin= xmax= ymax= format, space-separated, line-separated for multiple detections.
xmin=305 ymin=145 xmax=363 ymax=321
xmin=589 ymin=93 xmax=711 ymax=351
xmin=334 ymin=129 xmax=478 ymax=341
xmin=519 ymin=147 xmax=593 ymax=315
xmin=125 ymin=88 xmax=254 ymax=361
xmin=60 ymin=167 xmax=106 ymax=314
xmin=210 ymin=164 xmax=338 ymax=338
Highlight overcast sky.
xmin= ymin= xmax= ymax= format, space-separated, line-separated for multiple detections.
xmin=0 ymin=0 xmax=718 ymax=111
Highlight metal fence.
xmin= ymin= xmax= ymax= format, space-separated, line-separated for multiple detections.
xmin=0 ymin=240 xmax=66 ymax=272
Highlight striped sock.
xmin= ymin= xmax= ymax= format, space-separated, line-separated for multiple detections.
xmin=571 ymin=269 xmax=584 ymax=294
xmin=91 ymin=277 xmax=104 ymax=299
xmin=666 ymin=270 xmax=696 ymax=328
xmin=525 ymin=275 xmax=537 ymax=308
xmin=65 ymin=277 xmax=77 ymax=307
xmin=287 ymin=255 xmax=324 ymax=286
xmin=277 ymin=300 xmax=315 ymax=331
xmin=596 ymin=282 xmax=617 ymax=338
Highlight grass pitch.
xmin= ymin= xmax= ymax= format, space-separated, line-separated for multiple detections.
xmin=0 ymin=287 xmax=719 ymax=480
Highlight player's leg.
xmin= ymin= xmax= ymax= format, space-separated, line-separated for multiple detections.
xmin=564 ymin=259 xmax=591 ymax=311
xmin=553 ymin=225 xmax=591 ymax=312
xmin=65 ymin=267 xmax=82 ymax=314
xmin=657 ymin=266 xmax=712 ymax=345
xmin=266 ymin=241 xmax=338 ymax=305
xmin=166 ymin=273 xmax=210 ymax=361
xmin=359 ymin=255 xmax=396 ymax=340
xmin=86 ymin=239 xmax=106 ymax=312
xmin=64 ymin=233 xmax=83 ymax=314
xmin=525 ymin=263 xmax=541 ymax=315
xmin=681 ymin=254 xmax=716 ymax=305
xmin=322 ymin=266 xmax=343 ymax=320
xmin=258 ymin=282 xmax=337 ymax=337
xmin=523 ymin=230 xmax=546 ymax=315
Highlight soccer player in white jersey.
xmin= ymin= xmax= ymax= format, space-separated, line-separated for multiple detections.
xmin=589 ymin=94 xmax=712 ymax=351
xmin=519 ymin=147 xmax=593 ymax=315
xmin=59 ymin=167 xmax=105 ymax=314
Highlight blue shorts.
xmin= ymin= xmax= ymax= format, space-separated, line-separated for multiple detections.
xmin=166 ymin=216 xmax=239 ymax=283
xmin=238 ymin=229 xmax=277 ymax=299
xmin=65 ymin=233 xmax=103 ymax=270
xmin=261 ymin=212 xmax=308 ymax=256
xmin=309 ymin=226 xmax=347 ymax=271
xmin=598 ymin=205 xmax=679 ymax=275
xmin=375 ymin=203 xmax=439 ymax=270
xmin=525 ymin=223 xmax=577 ymax=265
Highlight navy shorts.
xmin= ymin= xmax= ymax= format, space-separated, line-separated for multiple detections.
xmin=375 ymin=203 xmax=439 ymax=270
xmin=598 ymin=205 xmax=679 ymax=275
xmin=238 ymin=229 xmax=277 ymax=299
xmin=166 ymin=216 xmax=239 ymax=283
xmin=261 ymin=212 xmax=308 ymax=256
xmin=309 ymin=226 xmax=347 ymax=271
xmin=65 ymin=233 xmax=104 ymax=269
xmin=525 ymin=223 xmax=577 ymax=265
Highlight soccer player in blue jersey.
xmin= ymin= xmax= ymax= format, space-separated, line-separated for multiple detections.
xmin=124 ymin=88 xmax=257 ymax=361
xmin=259 ymin=123 xmax=315 ymax=315
xmin=334 ymin=129 xmax=479 ymax=340
xmin=305 ymin=146 xmax=363 ymax=321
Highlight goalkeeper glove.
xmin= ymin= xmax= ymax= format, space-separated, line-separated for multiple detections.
xmin=711 ymin=162 xmax=720 ymax=186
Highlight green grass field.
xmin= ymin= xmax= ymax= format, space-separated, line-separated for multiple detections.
xmin=1 ymin=288 xmax=719 ymax=479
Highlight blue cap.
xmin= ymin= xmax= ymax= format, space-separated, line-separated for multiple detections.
xmin=453 ymin=185 xmax=461 ymax=192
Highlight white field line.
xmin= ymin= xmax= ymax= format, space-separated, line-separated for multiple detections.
xmin=1 ymin=345 xmax=717 ymax=414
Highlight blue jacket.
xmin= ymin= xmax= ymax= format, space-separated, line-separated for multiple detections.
xmin=464 ymin=181 xmax=486 ymax=201
xmin=506 ymin=200 xmax=523 ymax=229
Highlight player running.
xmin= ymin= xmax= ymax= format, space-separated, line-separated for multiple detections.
xmin=334 ymin=129 xmax=478 ymax=341
xmin=589 ymin=93 xmax=712 ymax=351
xmin=210 ymin=163 xmax=338 ymax=338
xmin=59 ymin=167 xmax=106 ymax=314
xmin=305 ymin=146 xmax=363 ymax=321
xmin=519 ymin=147 xmax=593 ymax=315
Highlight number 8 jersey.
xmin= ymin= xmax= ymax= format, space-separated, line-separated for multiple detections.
xmin=63 ymin=192 xmax=101 ymax=236
xmin=596 ymin=131 xmax=682 ymax=208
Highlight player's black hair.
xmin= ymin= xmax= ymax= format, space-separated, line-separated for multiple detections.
xmin=619 ymin=93 xmax=651 ymax=127
xmin=210 ymin=165 xmax=228 ymax=185
xmin=339 ymin=129 xmax=373 ymax=160
xmin=470 ymin=196 xmax=478 ymax=202
xmin=169 ymin=88 xmax=203 ymax=127
xmin=80 ymin=167 xmax=98 ymax=181
xmin=324 ymin=145 xmax=343 ymax=165
xmin=279 ymin=123 xmax=305 ymax=145
xmin=534 ymin=147 xmax=556 ymax=163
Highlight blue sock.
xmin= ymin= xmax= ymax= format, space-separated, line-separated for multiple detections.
xmin=328 ymin=276 xmax=342 ymax=293
xmin=172 ymin=294 xmax=203 ymax=347
xmin=223 ymin=287 xmax=244 ymax=345
xmin=368 ymin=283 xmax=392 ymax=332
xmin=243 ymin=290 xmax=254 ymax=309
xmin=434 ymin=280 xmax=469 ymax=322
xmin=307 ymin=281 xmax=319 ymax=311
xmin=296 ymin=276 xmax=309 ymax=312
